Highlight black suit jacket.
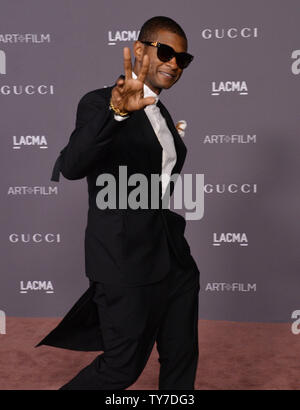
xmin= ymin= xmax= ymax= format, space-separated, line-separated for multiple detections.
xmin=51 ymin=83 xmax=197 ymax=286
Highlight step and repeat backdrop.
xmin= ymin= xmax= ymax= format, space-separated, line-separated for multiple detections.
xmin=1 ymin=0 xmax=299 ymax=328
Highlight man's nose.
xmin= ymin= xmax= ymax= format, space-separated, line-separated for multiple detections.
xmin=166 ymin=56 xmax=179 ymax=69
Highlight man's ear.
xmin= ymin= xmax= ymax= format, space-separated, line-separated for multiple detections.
xmin=133 ymin=40 xmax=144 ymax=62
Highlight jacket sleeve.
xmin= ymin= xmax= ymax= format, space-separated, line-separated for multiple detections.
xmin=51 ymin=89 xmax=126 ymax=181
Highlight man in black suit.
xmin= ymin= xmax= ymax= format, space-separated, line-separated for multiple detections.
xmin=36 ymin=16 xmax=200 ymax=390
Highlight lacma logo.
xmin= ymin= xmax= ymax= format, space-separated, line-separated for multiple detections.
xmin=0 ymin=310 xmax=6 ymax=334
xmin=0 ymin=50 xmax=6 ymax=74
xmin=213 ymin=232 xmax=248 ymax=246
xmin=211 ymin=81 xmax=248 ymax=96
xmin=13 ymin=135 xmax=48 ymax=149
xmin=108 ymin=30 xmax=140 ymax=45
xmin=20 ymin=280 xmax=54 ymax=294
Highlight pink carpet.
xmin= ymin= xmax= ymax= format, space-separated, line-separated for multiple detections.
xmin=1 ymin=318 xmax=299 ymax=390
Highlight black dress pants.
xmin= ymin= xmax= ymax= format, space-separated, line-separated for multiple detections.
xmin=60 ymin=247 xmax=200 ymax=390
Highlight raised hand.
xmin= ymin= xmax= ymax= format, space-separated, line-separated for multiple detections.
xmin=110 ymin=47 xmax=156 ymax=113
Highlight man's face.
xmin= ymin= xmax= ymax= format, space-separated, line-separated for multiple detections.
xmin=139 ymin=29 xmax=187 ymax=94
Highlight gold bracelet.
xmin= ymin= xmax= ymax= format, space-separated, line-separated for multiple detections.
xmin=109 ymin=99 xmax=129 ymax=117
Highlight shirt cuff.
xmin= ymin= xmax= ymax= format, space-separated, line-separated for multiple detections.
xmin=114 ymin=113 xmax=129 ymax=121
xmin=109 ymin=106 xmax=130 ymax=121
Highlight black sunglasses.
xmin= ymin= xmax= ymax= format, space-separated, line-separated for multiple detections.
xmin=140 ymin=41 xmax=194 ymax=69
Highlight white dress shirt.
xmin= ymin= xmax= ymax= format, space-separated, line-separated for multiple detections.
xmin=113 ymin=71 xmax=178 ymax=198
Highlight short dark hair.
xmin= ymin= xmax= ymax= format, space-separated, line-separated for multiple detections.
xmin=138 ymin=16 xmax=187 ymax=45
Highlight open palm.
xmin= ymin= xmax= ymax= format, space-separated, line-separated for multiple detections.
xmin=111 ymin=47 xmax=156 ymax=113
